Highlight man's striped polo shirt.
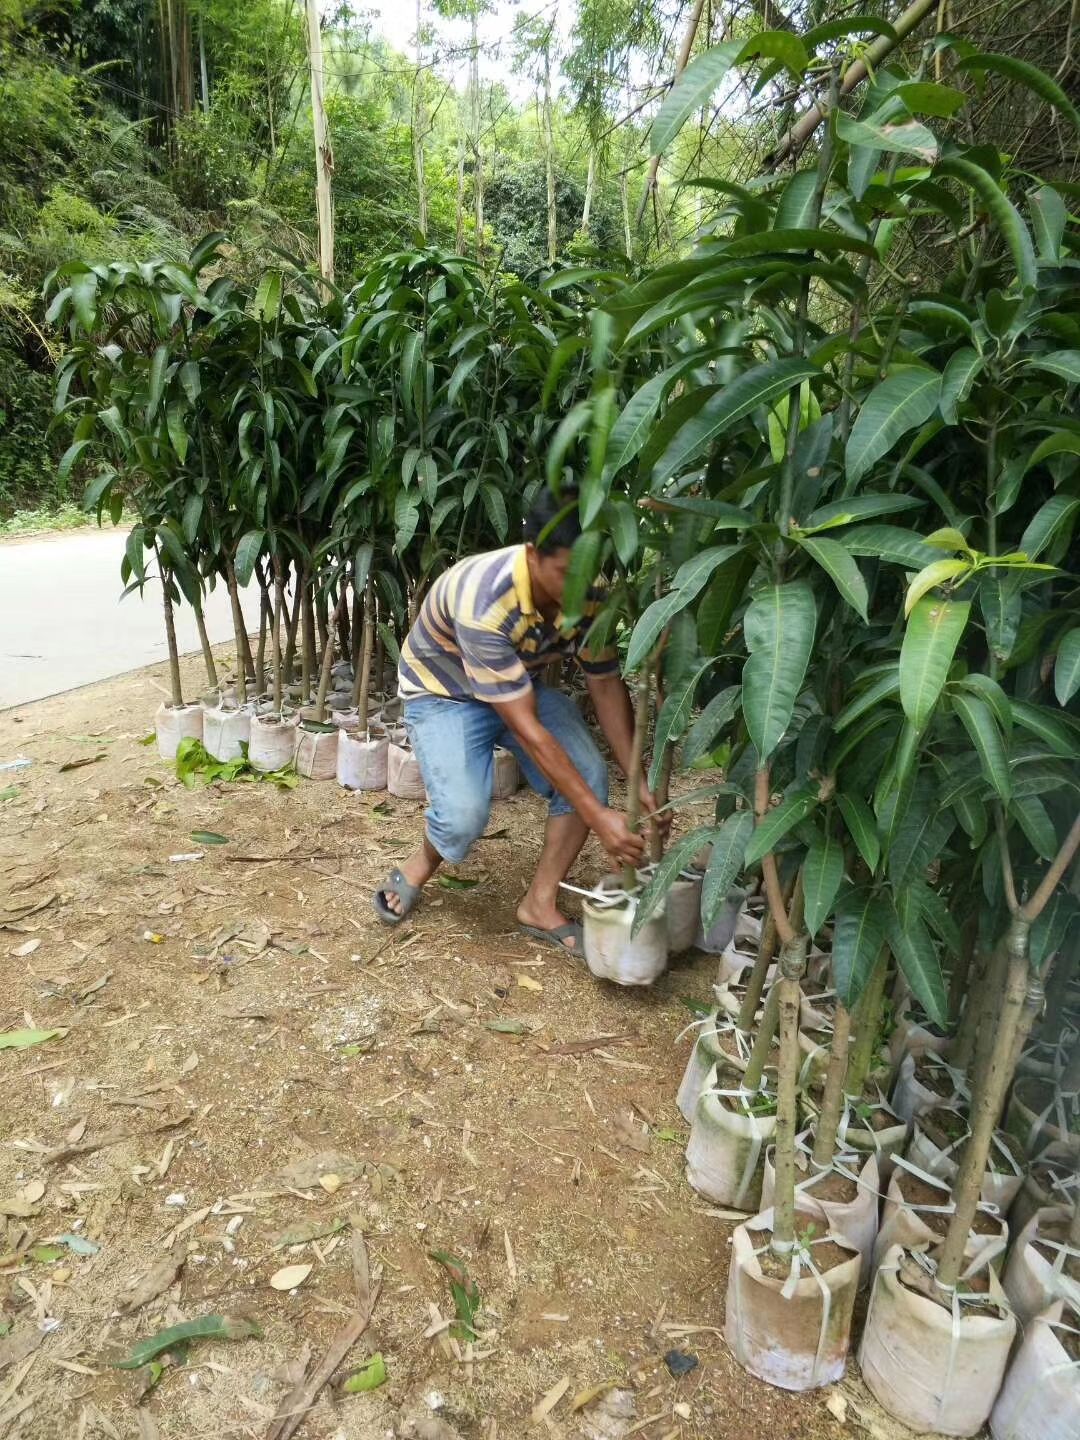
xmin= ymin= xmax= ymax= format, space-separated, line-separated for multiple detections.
xmin=398 ymin=544 xmax=618 ymax=703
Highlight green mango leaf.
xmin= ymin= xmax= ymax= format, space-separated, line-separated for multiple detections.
xmin=1019 ymin=495 xmax=1080 ymax=561
xmin=562 ymin=531 xmax=604 ymax=626
xmin=936 ymin=158 xmax=1036 ymax=291
xmin=838 ymin=524 xmax=939 ymax=568
xmin=886 ymin=897 xmax=947 ymax=1028
xmin=952 ymin=692 xmax=1010 ymax=803
xmin=1010 ymin=699 xmax=1075 ymax=757
xmin=835 ymin=111 xmax=939 ymax=162
xmin=903 ymin=558 xmax=971 ymax=617
xmin=744 ymin=788 xmax=818 ymax=866
xmin=682 ymin=686 xmax=740 ymax=768
xmin=956 ymin=52 xmax=1080 ymax=131
xmin=437 ymin=875 xmax=480 ymax=891
xmin=233 ymin=530 xmax=265 ymax=588
xmin=1029 ymin=184 xmax=1067 ymax=261
xmin=652 ymin=359 xmax=820 ymax=485
xmin=191 ymin=831 xmax=229 ymax=846
xmin=1029 ymin=889 xmax=1079 ymax=972
xmin=741 ymin=581 xmax=817 ymax=760
xmin=797 ymin=535 xmax=869 ymax=622
xmin=1027 ymin=351 xmax=1080 ymax=384
xmin=832 ymin=888 xmax=888 ymax=1009
xmin=939 ymin=347 xmax=982 ymax=425
xmin=735 ymin=29 xmax=808 ymax=76
xmin=803 ymin=494 xmax=924 ymax=532
xmin=649 ymin=662 xmax=714 ymax=787
xmin=1054 ymin=627 xmax=1080 ymax=706
xmin=111 ymin=1315 xmax=261 ymax=1369
xmin=803 ymin=831 xmax=845 ymax=937
xmin=632 ymin=826 xmax=715 ymax=936
xmin=624 ymin=547 xmax=739 ymax=672
xmin=700 ymin=811 xmax=754 ymax=929
xmin=837 ymin=791 xmax=880 ymax=873
xmin=845 ymin=368 xmax=942 ymax=486
xmin=1011 ymin=793 xmax=1058 ymax=860
xmin=650 ymin=41 xmax=743 ymax=155
xmin=344 ymin=1354 xmax=388 ymax=1393
xmin=899 ymin=597 xmax=970 ymax=731
xmin=835 ymin=668 xmax=901 ymax=733
xmin=0 ymin=1029 xmax=66 ymax=1050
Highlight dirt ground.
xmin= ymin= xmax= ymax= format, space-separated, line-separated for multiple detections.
xmin=1 ymin=649 xmax=944 ymax=1440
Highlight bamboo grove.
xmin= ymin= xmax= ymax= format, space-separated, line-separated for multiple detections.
xmin=47 ymin=20 xmax=1080 ymax=1436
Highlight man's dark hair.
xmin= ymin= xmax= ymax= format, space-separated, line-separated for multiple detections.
xmin=523 ymin=487 xmax=581 ymax=554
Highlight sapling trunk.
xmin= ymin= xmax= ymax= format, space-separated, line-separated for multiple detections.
xmin=271 ymin=559 xmax=285 ymax=712
xmin=649 ymin=744 xmax=673 ymax=864
xmin=948 ymin=917 xmax=976 ymax=1027
xmin=283 ymin=567 xmax=303 ymax=683
xmin=355 ymin=576 xmax=376 ymax=732
xmin=622 ymin=666 xmax=651 ymax=892
xmin=772 ymin=935 xmax=809 ymax=1254
xmin=1064 ymin=1032 xmax=1080 ymax=1092
xmin=963 ymin=942 xmax=1011 ymax=1104
xmin=350 ymin=583 xmax=362 ymax=676
xmin=337 ymin=581 xmax=351 ymax=667
xmin=301 ymin=579 xmax=316 ymax=705
xmin=226 ymin=560 xmax=253 ymax=687
xmin=315 ymin=584 xmax=329 ymax=657
xmin=742 ymin=981 xmax=781 ymax=1092
xmin=811 ymin=1002 xmax=853 ymax=1169
xmin=160 ymin=564 xmax=184 ymax=708
xmin=255 ymin=561 xmax=271 ymax=697
xmin=845 ymin=950 xmax=889 ymax=1098
xmin=1042 ymin=948 xmax=1075 ymax=1037
xmin=312 ymin=583 xmax=347 ymax=723
xmin=736 ymin=871 xmax=800 ymax=1034
xmin=936 ymin=918 xmax=1030 ymax=1289
xmin=952 ymin=943 xmax=991 ymax=1072
xmin=193 ymin=597 xmax=218 ymax=689
xmin=374 ymin=626 xmax=384 ymax=698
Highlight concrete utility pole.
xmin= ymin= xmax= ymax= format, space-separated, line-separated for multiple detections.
xmin=305 ymin=0 xmax=335 ymax=283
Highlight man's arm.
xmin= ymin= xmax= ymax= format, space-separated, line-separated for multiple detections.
xmin=585 ymin=672 xmax=671 ymax=835
xmin=491 ymin=689 xmax=645 ymax=867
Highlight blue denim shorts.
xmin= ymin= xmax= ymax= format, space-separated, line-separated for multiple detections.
xmin=403 ymin=685 xmax=609 ymax=864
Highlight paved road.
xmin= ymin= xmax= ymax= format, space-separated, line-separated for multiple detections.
xmin=0 ymin=528 xmax=243 ymax=710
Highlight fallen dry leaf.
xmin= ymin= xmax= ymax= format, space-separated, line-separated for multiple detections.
xmin=270 ymin=1263 xmax=313 ymax=1291
xmin=530 ymin=1374 xmax=570 ymax=1425
xmin=317 ymin=1173 xmax=341 ymax=1195
xmin=516 ymin=974 xmax=542 ymax=992
xmin=117 ymin=1256 xmax=185 ymax=1315
xmin=12 ymin=939 xmax=41 ymax=957
xmin=825 ymin=1392 xmax=848 ymax=1424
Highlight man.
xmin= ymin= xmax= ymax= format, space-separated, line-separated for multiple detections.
xmin=372 ymin=488 xmax=666 ymax=953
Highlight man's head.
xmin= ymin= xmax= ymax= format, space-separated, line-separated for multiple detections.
xmin=522 ymin=488 xmax=581 ymax=608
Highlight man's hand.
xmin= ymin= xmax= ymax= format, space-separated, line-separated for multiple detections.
xmin=639 ymin=785 xmax=672 ymax=840
xmin=593 ymin=807 xmax=647 ymax=867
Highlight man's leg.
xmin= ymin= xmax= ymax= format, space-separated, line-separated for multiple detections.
xmin=500 ymin=686 xmax=609 ymax=951
xmin=516 ymin=811 xmax=591 ymax=945
xmin=382 ymin=697 xmax=499 ymax=917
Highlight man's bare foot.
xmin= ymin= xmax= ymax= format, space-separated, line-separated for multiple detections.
xmin=516 ymin=898 xmax=579 ymax=951
xmin=384 ymin=845 xmax=440 ymax=916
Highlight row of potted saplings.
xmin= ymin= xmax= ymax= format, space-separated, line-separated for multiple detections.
xmin=153 ymin=642 xmax=524 ymax=799
xmin=675 ymin=888 xmax=1079 ymax=1438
